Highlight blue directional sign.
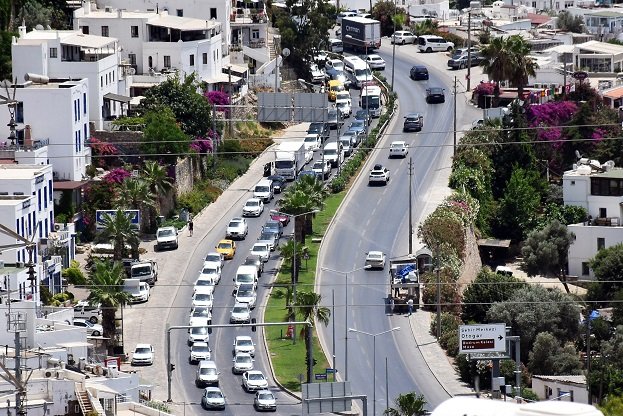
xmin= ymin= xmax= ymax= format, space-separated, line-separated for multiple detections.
xmin=95 ymin=210 xmax=141 ymax=230
xmin=325 ymin=368 xmax=337 ymax=374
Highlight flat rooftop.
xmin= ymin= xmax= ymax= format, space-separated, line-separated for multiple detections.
xmin=0 ymin=164 xmax=51 ymax=179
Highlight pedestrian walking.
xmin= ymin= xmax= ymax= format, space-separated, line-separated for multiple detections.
xmin=407 ymin=298 xmax=414 ymax=316
xmin=188 ymin=218 xmax=194 ymax=236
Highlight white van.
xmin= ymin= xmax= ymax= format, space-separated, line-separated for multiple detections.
xmin=234 ymin=265 xmax=258 ymax=290
xmin=196 ymin=360 xmax=220 ymax=387
xmin=418 ymin=35 xmax=455 ymax=53
xmin=343 ymin=56 xmax=372 ymax=89
xmin=336 ymin=11 xmax=357 ymax=25
xmin=253 ymin=179 xmax=273 ymax=203
xmin=328 ymin=38 xmax=343 ymax=53
xmin=323 ymin=142 xmax=344 ymax=168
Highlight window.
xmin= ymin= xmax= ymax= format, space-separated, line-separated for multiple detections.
xmin=44 ymin=186 xmax=47 ymax=208
xmin=591 ymin=178 xmax=623 ymax=196
xmin=597 ymin=237 xmax=605 ymax=251
xmin=177 ymin=9 xmax=183 ymax=16
xmin=128 ymin=54 xmax=137 ymax=66
xmin=131 ymin=26 xmax=139 ymax=37
xmin=49 ymin=47 xmax=57 ymax=58
xmin=48 ymin=179 xmax=52 ymax=201
xmin=582 ymin=262 xmax=590 ymax=276
xmin=82 ymin=26 xmax=89 ymax=34
xmin=210 ymin=8 xmax=217 ymax=19
xmin=100 ymin=76 xmax=103 ymax=88
xmin=202 ymin=53 xmax=208 ymax=65
xmin=164 ymin=55 xmax=171 ymax=68
xmin=37 ymin=189 xmax=41 ymax=211
xmin=599 ymin=207 xmax=607 ymax=218
xmin=83 ymin=93 xmax=87 ymax=114
xmin=101 ymin=25 xmax=109 ymax=37
xmin=252 ymin=29 xmax=259 ymax=39
xmin=570 ymin=180 xmax=575 ymax=185
xmin=190 ymin=54 xmax=195 ymax=66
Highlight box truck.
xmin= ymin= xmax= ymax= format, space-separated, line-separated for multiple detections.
xmin=341 ymin=16 xmax=381 ymax=52
xmin=274 ymin=141 xmax=308 ymax=180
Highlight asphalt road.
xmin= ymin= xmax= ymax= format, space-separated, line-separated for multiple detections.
xmin=315 ymin=40 xmax=482 ymax=415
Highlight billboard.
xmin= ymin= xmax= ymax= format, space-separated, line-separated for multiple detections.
xmin=95 ymin=210 xmax=140 ymax=230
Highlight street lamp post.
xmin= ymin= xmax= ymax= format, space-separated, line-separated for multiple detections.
xmin=349 ymin=327 xmax=401 ymax=416
xmin=466 ymin=1 xmax=481 ymax=93
xmin=271 ymin=209 xmax=319 ymax=343
xmin=321 ymin=265 xmax=372 ymax=381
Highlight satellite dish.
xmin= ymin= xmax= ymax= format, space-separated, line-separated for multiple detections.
xmin=35 ymin=24 xmax=44 ymax=30
xmin=282 ymin=48 xmax=291 ymax=58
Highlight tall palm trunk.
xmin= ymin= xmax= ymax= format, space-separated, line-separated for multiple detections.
xmin=102 ymin=306 xmax=117 ymax=355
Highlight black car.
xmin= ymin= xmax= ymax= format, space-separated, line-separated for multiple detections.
xmin=354 ymin=109 xmax=372 ymax=126
xmin=244 ymin=255 xmax=264 ymax=277
xmin=307 ymin=122 xmax=330 ymax=142
xmin=426 ymin=87 xmax=445 ymax=104
xmin=410 ymin=65 xmax=429 ymax=80
xmin=267 ymin=175 xmax=286 ymax=193
xmin=403 ymin=113 xmax=424 ymax=132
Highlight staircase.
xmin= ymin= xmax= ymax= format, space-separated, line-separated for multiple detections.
xmin=75 ymin=384 xmax=105 ymax=416
xmin=267 ymin=28 xmax=279 ymax=61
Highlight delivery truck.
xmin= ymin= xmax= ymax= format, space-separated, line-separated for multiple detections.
xmin=274 ymin=141 xmax=308 ymax=180
xmin=129 ymin=260 xmax=158 ymax=286
xmin=341 ymin=16 xmax=382 ymax=52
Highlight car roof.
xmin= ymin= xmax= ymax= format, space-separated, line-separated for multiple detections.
xmin=368 ymin=250 xmax=384 ymax=256
xmin=246 ymin=197 xmax=262 ymax=203
xmin=367 ymin=54 xmax=382 ymax=59
xmin=412 ymin=65 xmax=427 ymax=70
xmin=406 ymin=112 xmax=422 ymax=118
xmin=198 ymin=360 xmax=217 ymax=368
xmin=391 ymin=141 xmax=406 ymax=145
xmin=204 ymin=387 xmax=222 ymax=392
xmin=193 ymin=341 xmax=209 ymax=347
xmin=236 ymin=335 xmax=252 ymax=341
xmin=428 ymin=87 xmax=444 ymax=93
xmin=136 ymin=343 xmax=152 ymax=348
xmin=373 ymin=164 xmax=384 ymax=170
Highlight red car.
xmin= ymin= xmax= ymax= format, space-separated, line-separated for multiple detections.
xmin=270 ymin=213 xmax=290 ymax=226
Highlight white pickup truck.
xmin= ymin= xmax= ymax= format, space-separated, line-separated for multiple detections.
xmin=129 ymin=260 xmax=158 ymax=286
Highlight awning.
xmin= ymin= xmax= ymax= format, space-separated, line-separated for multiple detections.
xmin=228 ymin=63 xmax=249 ymax=76
xmin=205 ymin=73 xmax=242 ymax=84
xmin=61 ymin=33 xmax=116 ymax=49
xmin=104 ymin=93 xmax=132 ymax=103
xmin=130 ymin=96 xmax=145 ymax=106
xmin=603 ymin=86 xmax=623 ymax=100
xmin=53 ymin=180 xmax=90 ymax=190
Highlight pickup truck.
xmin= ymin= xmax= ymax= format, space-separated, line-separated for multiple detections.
xmin=389 ymin=257 xmax=420 ymax=314
xmin=129 ymin=260 xmax=158 ymax=286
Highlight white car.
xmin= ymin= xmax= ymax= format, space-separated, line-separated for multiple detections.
xmin=310 ymin=63 xmax=325 ymax=83
xmin=131 ymin=344 xmax=154 ymax=366
xmin=365 ymin=251 xmax=386 ymax=269
xmin=233 ymin=352 xmax=255 ymax=374
xmin=188 ymin=326 xmax=210 ymax=345
xmin=204 ymin=252 xmax=224 ymax=268
xmin=233 ymin=335 xmax=256 ymax=356
xmin=156 ymin=226 xmax=178 ymax=250
xmin=226 ymin=217 xmax=248 ymax=240
xmin=312 ymin=160 xmax=331 ymax=180
xmin=235 ymin=284 xmax=257 ymax=309
xmin=194 ymin=276 xmax=216 ymax=295
xmin=199 ymin=261 xmax=222 ymax=284
xmin=391 ymin=30 xmax=417 ymax=44
xmin=230 ymin=302 xmax=252 ymax=324
xmin=366 ymin=54 xmax=386 ymax=70
xmin=196 ymin=360 xmax=220 ymax=387
xmin=304 ymin=133 xmax=322 ymax=152
xmin=189 ymin=307 xmax=212 ymax=327
xmin=325 ymin=58 xmax=344 ymax=72
xmin=192 ymin=291 xmax=214 ymax=309
xmin=389 ymin=141 xmax=409 ymax=158
xmin=368 ymin=164 xmax=390 ymax=185
xmin=336 ymin=101 xmax=352 ymax=118
xmin=201 ymin=387 xmax=226 ymax=410
xmin=73 ymin=319 xmax=103 ymax=337
xmin=243 ymin=198 xmax=264 ymax=217
xmin=189 ymin=341 xmax=211 ymax=364
xmin=242 ymin=370 xmax=269 ymax=392
xmin=254 ymin=390 xmax=277 ymax=411
xmin=250 ymin=243 xmax=270 ymax=262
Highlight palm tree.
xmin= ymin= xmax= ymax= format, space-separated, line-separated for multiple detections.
xmin=142 ymin=161 xmax=173 ymax=230
xmin=278 ymin=188 xmax=318 ymax=244
xmin=507 ymin=35 xmax=538 ymax=99
xmin=97 ymin=208 xmax=140 ymax=260
xmin=87 ymin=259 xmax=130 ymax=355
xmin=279 ymin=240 xmax=303 ymax=283
xmin=116 ymin=177 xmax=156 ymax=235
xmin=384 ymin=392 xmax=428 ymax=416
xmin=295 ymin=175 xmax=327 ymax=234
xmin=289 ymin=291 xmax=331 ymax=380
xmin=480 ymin=36 xmax=512 ymax=106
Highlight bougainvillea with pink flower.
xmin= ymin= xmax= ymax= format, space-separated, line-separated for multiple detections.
xmin=190 ymin=136 xmax=213 ymax=153
xmin=526 ymin=101 xmax=577 ymax=147
xmin=103 ymin=167 xmax=131 ymax=184
xmin=474 ymin=82 xmax=496 ymax=96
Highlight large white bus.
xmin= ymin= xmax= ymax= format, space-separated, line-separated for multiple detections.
xmin=343 ymin=56 xmax=373 ymax=89
xmin=360 ymin=85 xmax=382 ymax=118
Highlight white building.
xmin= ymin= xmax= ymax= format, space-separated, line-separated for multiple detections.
xmin=563 ymin=159 xmax=623 ymax=279
xmin=503 ymin=0 xmax=595 ymax=13
xmin=11 ymin=26 xmax=121 ymax=131
xmin=402 ymin=0 xmax=451 ymax=20
xmin=73 ymin=3 xmax=225 ymax=85
xmin=0 ymin=81 xmax=91 ymax=181
xmin=531 ymin=375 xmax=588 ymax=403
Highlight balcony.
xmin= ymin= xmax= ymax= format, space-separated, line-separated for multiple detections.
xmin=230 ymin=7 xmax=268 ymax=25
xmin=588 ymin=217 xmax=621 ymax=226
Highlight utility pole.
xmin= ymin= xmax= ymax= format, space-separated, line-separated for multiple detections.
xmin=436 ymin=265 xmax=441 ymax=339
xmin=227 ymin=65 xmax=233 ymax=138
xmin=408 ymin=157 xmax=413 ymax=255
xmin=453 ymin=76 xmax=457 ymax=155
xmin=390 ymin=0 xmax=397 ymax=90
xmin=467 ymin=9 xmax=472 ymax=92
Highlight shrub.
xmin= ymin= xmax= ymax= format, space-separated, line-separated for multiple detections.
xmin=219 ymin=139 xmax=243 ymax=159
xmin=329 ymin=175 xmax=346 ymax=193
xmin=63 ymin=267 xmax=86 ymax=286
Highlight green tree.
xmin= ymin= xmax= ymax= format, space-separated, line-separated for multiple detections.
xmin=0 ymin=31 xmax=15 ymax=80
xmin=278 ymin=178 xmax=324 ymax=244
xmin=371 ymin=0 xmax=407 ymax=36
xmin=116 ymin=177 xmax=155 ymax=238
xmin=278 ymin=240 xmax=303 ymax=283
xmin=528 ymin=332 xmax=582 ymax=375
xmin=588 ymin=243 xmax=623 ymax=304
xmin=384 ymin=392 xmax=427 ymax=416
xmin=87 ymin=259 xmax=130 ymax=355
xmin=557 ymin=10 xmax=584 ymax=33
xmin=96 ymin=208 xmax=140 ymax=261
xmin=495 ymin=167 xmax=543 ymax=241
xmin=521 ymin=220 xmax=575 ymax=277
xmin=486 ymin=285 xmax=581 ymax=362
xmin=600 ymin=396 xmax=623 ymax=416
xmin=591 ymin=326 xmax=623 ymax=401
xmin=141 ymin=106 xmax=190 ymax=163
xmin=506 ymin=35 xmax=538 ymax=99
xmin=138 ymin=74 xmax=213 ymax=137
xmin=141 ymin=160 xmax=173 ymax=231
xmin=461 ymin=267 xmax=526 ymax=324
xmin=412 ymin=19 xmax=438 ymax=38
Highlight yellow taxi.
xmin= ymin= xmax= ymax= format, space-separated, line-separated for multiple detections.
xmin=216 ymin=239 xmax=236 ymax=259
xmin=328 ymin=80 xmax=345 ymax=101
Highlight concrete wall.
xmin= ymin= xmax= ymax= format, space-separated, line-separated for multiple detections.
xmin=567 ymin=223 xmax=623 ymax=279
xmin=532 ymin=377 xmax=589 ymax=403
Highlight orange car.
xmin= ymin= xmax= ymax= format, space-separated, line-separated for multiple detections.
xmin=216 ymin=239 xmax=236 ymax=259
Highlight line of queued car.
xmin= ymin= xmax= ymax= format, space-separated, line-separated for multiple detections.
xmin=196 ymin=178 xmax=288 ymax=411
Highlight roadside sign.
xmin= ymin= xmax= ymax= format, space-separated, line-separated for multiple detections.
xmin=573 ymin=71 xmax=588 ymax=81
xmin=315 ymin=373 xmax=328 ymax=380
xmin=96 ymin=209 xmax=140 ymax=230
xmin=325 ymin=368 xmax=336 ymax=374
xmin=459 ymin=323 xmax=506 ymax=354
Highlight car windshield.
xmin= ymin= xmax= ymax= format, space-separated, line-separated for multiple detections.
xmin=324 ymin=149 xmax=337 ymax=156
xmin=313 ymin=162 xmax=324 ymax=169
xmin=201 ymin=368 xmax=217 ymax=375
xmin=238 ymin=289 xmax=254 ymax=297
xmin=205 ymin=254 xmax=220 ymax=262
xmin=192 ymin=345 xmax=209 ymax=352
xmin=218 ymin=242 xmax=232 ymax=249
xmin=429 ymin=88 xmax=443 ymax=94
xmin=229 ymin=220 xmax=241 ymax=227
xmin=135 ymin=347 xmax=151 ymax=354
xmin=192 ymin=308 xmax=210 ymax=317
xmin=351 ymin=120 xmax=364 ymax=128
xmin=246 ymin=200 xmax=259 ymax=207
xmin=236 ymin=355 xmax=252 ymax=363
xmin=194 ymin=293 xmax=212 ymax=301
xmin=233 ymin=306 xmax=248 ymax=313
xmin=259 ymin=393 xmax=274 ymax=400
xmin=256 ymin=186 xmax=269 ymax=192
xmin=158 ymin=229 xmax=174 ymax=237
xmin=391 ymin=143 xmax=404 ymax=148
xmin=238 ymin=274 xmax=254 ymax=282
xmin=259 ymin=233 xmax=273 ymax=240
xmin=131 ymin=265 xmax=151 ymax=276
xmin=207 ymin=391 xmax=222 ymax=399
xmin=330 ymin=85 xmax=345 ymax=92
xmin=304 ymin=136 xmax=317 ymax=143
xmin=340 ymin=140 xmax=351 ymax=147
xmin=253 ymin=245 xmax=267 ymax=252
xmin=196 ymin=278 xmax=213 ymax=286
xmin=191 ymin=327 xmax=208 ymax=335
xmin=249 ymin=373 xmax=264 ymax=380
xmin=238 ymin=339 xmax=252 ymax=346
xmin=202 ymin=267 xmax=218 ymax=274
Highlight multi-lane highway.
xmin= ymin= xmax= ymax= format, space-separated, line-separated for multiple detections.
xmin=316 ymin=40 xmax=482 ymax=415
